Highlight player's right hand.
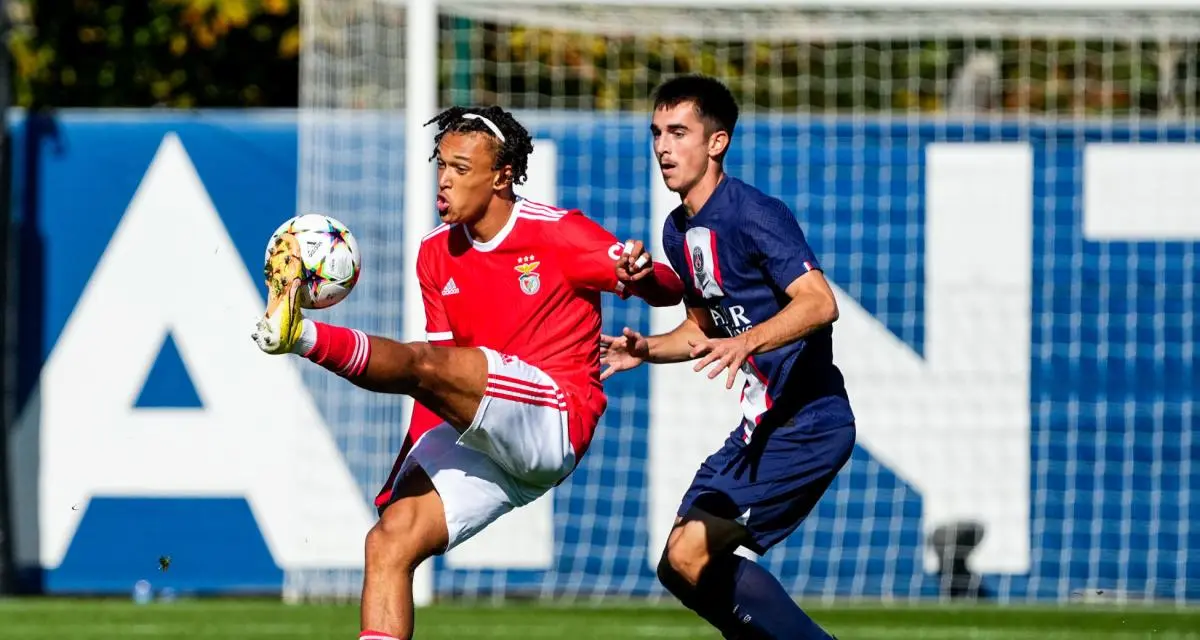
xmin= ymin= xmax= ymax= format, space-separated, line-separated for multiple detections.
xmin=253 ymin=233 xmax=306 ymax=355
xmin=615 ymin=240 xmax=654 ymax=283
xmin=599 ymin=327 xmax=650 ymax=380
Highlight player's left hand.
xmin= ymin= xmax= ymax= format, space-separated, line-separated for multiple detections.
xmin=615 ymin=240 xmax=654 ymax=283
xmin=599 ymin=327 xmax=648 ymax=380
xmin=688 ymin=335 xmax=753 ymax=390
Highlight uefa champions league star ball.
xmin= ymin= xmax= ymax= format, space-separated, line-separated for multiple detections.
xmin=264 ymin=213 xmax=361 ymax=309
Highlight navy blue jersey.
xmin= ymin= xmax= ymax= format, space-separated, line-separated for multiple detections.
xmin=661 ymin=176 xmax=853 ymax=441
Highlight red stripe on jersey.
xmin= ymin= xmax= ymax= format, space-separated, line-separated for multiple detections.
xmin=521 ymin=200 xmax=566 ymax=216
xmin=485 ymin=388 xmax=568 ymax=410
xmin=421 ymin=223 xmax=452 ymax=242
xmin=746 ymin=355 xmax=774 ymax=416
xmin=683 ymin=235 xmax=699 ymax=285
xmin=517 ymin=212 xmax=563 ymax=223
xmin=708 ymin=229 xmax=724 ymax=288
xmin=488 ymin=373 xmax=558 ymax=394
xmin=745 ymin=356 xmax=769 ymax=384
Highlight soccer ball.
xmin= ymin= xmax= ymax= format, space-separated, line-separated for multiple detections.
xmin=264 ymin=214 xmax=361 ymax=309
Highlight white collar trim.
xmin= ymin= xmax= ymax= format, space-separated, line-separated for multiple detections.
xmin=462 ymin=198 xmax=523 ymax=253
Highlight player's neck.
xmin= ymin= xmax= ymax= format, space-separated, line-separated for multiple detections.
xmin=681 ymin=167 xmax=725 ymax=217
xmin=465 ymin=196 xmax=517 ymax=244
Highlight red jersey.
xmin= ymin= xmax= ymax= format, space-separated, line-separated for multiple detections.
xmin=418 ymin=198 xmax=633 ymax=458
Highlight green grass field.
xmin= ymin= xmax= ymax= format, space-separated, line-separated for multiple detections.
xmin=1 ymin=598 xmax=1198 ymax=639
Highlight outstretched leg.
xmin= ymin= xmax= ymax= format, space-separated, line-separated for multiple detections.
xmin=254 ymin=233 xmax=488 ymax=431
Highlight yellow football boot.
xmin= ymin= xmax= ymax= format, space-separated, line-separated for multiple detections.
xmin=253 ymin=233 xmax=305 ymax=354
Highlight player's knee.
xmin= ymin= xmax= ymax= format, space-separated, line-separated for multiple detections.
xmin=656 ymin=551 xmax=691 ymax=597
xmin=662 ymin=525 xmax=710 ymax=587
xmin=365 ymin=521 xmax=412 ymax=572
xmin=365 ymin=503 xmax=438 ymax=571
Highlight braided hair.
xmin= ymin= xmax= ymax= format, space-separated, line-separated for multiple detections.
xmin=426 ymin=105 xmax=535 ymax=186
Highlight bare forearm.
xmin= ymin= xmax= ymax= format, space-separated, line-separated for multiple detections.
xmin=742 ymin=293 xmax=837 ymax=355
xmin=645 ymin=317 xmax=707 ymax=364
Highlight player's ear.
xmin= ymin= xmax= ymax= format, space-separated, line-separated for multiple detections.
xmin=493 ymin=165 xmax=514 ymax=190
xmin=708 ymin=130 xmax=730 ymax=160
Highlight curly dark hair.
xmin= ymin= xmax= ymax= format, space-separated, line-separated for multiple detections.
xmin=426 ymin=105 xmax=535 ymax=186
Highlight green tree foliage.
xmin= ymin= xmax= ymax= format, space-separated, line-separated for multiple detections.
xmin=3 ymin=4 xmax=1179 ymax=115
xmin=7 ymin=0 xmax=301 ymax=109
xmin=445 ymin=21 xmax=1174 ymax=116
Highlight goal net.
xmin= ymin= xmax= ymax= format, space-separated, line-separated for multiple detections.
xmin=297 ymin=0 xmax=1200 ymax=605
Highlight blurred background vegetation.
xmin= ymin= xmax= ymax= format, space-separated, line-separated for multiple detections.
xmin=5 ymin=0 xmax=1197 ymax=116
xmin=7 ymin=0 xmax=300 ymax=109
xmin=446 ymin=21 xmax=1194 ymax=116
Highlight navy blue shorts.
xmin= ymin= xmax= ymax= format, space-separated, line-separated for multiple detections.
xmin=677 ymin=398 xmax=856 ymax=555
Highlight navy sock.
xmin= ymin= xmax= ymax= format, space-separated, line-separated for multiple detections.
xmin=658 ymin=555 xmax=744 ymax=637
xmin=728 ymin=555 xmax=833 ymax=638
xmin=691 ymin=554 xmax=834 ymax=640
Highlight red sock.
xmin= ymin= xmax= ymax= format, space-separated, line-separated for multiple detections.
xmin=359 ymin=631 xmax=399 ymax=640
xmin=303 ymin=321 xmax=371 ymax=378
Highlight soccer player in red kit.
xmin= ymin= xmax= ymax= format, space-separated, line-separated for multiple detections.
xmin=252 ymin=105 xmax=684 ymax=640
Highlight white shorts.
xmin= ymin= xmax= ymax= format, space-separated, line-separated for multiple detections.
xmin=396 ymin=347 xmax=577 ymax=551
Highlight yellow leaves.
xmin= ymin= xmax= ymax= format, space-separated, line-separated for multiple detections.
xmin=180 ymin=5 xmax=205 ymax=27
xmin=193 ymin=23 xmax=216 ymax=49
xmin=211 ymin=15 xmax=231 ymax=38
xmin=6 ymin=0 xmax=299 ymax=108
xmin=588 ymin=36 xmax=607 ymax=59
xmin=893 ymin=89 xmax=917 ymax=110
xmin=279 ymin=26 xmax=300 ymax=59
xmin=164 ymin=0 xmax=292 ymax=50
xmin=170 ymin=34 xmax=188 ymax=57
xmin=263 ymin=0 xmax=290 ymax=16
xmin=152 ymin=79 xmax=173 ymax=101
xmin=509 ymin=27 xmax=528 ymax=51
xmin=223 ymin=1 xmax=250 ymax=27
xmin=11 ymin=42 xmax=39 ymax=80
xmin=595 ymin=84 xmax=616 ymax=111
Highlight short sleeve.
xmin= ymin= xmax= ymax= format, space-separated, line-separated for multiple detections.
xmin=743 ymin=200 xmax=821 ymax=291
xmin=416 ymin=245 xmax=454 ymax=342
xmin=557 ymin=212 xmax=631 ymax=298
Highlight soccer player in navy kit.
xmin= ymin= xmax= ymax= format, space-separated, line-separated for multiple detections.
xmin=600 ymin=75 xmax=855 ymax=639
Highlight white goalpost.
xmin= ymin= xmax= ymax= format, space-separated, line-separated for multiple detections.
xmin=296 ymin=0 xmax=1200 ymax=606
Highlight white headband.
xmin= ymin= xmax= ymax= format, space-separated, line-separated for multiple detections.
xmin=461 ymin=113 xmax=506 ymax=142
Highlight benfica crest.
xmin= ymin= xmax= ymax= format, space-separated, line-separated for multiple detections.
xmin=514 ymin=255 xmax=542 ymax=295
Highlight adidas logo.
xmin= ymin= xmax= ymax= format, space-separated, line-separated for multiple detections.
xmin=441 ymin=278 xmax=460 ymax=296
